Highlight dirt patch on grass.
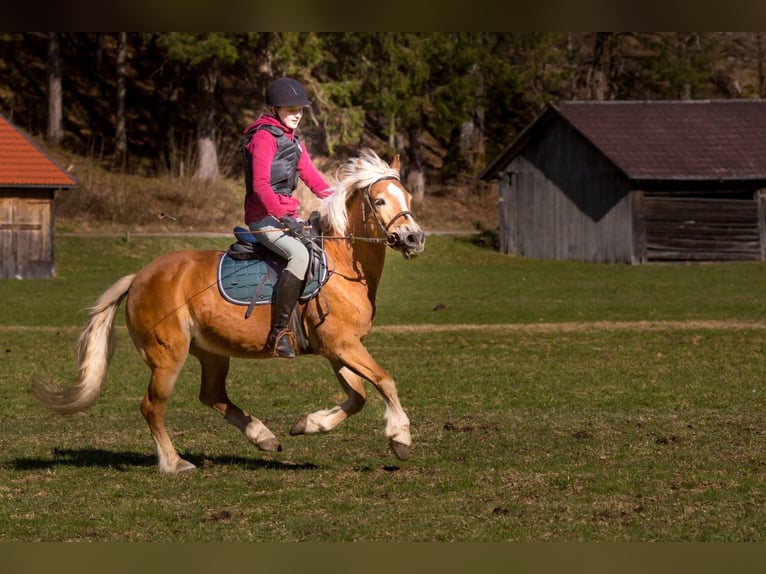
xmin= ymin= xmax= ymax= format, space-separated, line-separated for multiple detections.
xmin=7 ymin=320 xmax=766 ymax=335
xmin=374 ymin=320 xmax=766 ymax=333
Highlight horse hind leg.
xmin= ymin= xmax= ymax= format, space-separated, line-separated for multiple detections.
xmin=290 ymin=361 xmax=367 ymax=436
xmin=193 ymin=348 xmax=281 ymax=454
xmin=140 ymin=364 xmax=197 ymax=474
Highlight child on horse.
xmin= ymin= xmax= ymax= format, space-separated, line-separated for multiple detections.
xmin=242 ymin=77 xmax=333 ymax=358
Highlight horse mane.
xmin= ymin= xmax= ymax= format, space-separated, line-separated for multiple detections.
xmin=320 ymin=149 xmax=400 ymax=235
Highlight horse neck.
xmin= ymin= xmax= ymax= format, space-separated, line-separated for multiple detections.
xmin=325 ymin=192 xmax=387 ymax=294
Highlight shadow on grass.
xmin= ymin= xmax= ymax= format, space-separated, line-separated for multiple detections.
xmin=12 ymin=448 xmax=318 ymax=472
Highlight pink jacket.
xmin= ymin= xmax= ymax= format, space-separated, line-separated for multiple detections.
xmin=243 ymin=114 xmax=333 ymax=223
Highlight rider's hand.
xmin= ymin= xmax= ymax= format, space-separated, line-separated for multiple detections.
xmin=279 ymin=215 xmax=305 ymax=237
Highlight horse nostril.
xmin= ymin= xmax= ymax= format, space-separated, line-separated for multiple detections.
xmin=405 ymin=232 xmax=425 ymax=249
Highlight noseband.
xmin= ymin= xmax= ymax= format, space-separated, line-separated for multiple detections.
xmin=362 ymin=176 xmax=415 ymax=247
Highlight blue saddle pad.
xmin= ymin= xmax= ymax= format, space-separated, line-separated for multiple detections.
xmin=217 ymin=250 xmax=328 ymax=307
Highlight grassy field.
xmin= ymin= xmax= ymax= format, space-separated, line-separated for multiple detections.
xmin=1 ymin=234 xmax=766 ymax=542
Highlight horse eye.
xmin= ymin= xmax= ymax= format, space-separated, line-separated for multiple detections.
xmin=373 ymin=198 xmax=386 ymax=207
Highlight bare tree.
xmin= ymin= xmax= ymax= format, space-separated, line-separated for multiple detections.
xmin=757 ymin=33 xmax=766 ymax=98
xmin=588 ymin=32 xmax=613 ymax=101
xmin=115 ymin=32 xmax=128 ymax=170
xmin=195 ymin=58 xmax=219 ymax=180
xmin=46 ymin=32 xmax=63 ymax=144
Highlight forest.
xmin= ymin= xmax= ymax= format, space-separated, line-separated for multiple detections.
xmin=1 ymin=32 xmax=766 ymax=200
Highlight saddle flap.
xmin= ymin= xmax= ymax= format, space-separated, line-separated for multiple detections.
xmin=217 ymin=249 xmax=329 ymax=308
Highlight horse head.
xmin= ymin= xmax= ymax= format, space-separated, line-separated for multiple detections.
xmin=362 ymin=157 xmax=426 ymax=259
xmin=323 ymin=150 xmax=426 ymax=259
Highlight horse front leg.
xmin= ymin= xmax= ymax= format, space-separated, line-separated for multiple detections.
xmin=290 ymin=360 xmax=367 ymax=435
xmin=295 ymin=344 xmax=411 ymax=460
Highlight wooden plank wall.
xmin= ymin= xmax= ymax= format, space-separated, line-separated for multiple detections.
xmin=641 ymin=192 xmax=761 ymax=261
xmin=0 ymin=195 xmax=14 ymax=278
xmin=499 ymin=120 xmax=635 ymax=263
xmin=0 ymin=190 xmax=54 ymax=279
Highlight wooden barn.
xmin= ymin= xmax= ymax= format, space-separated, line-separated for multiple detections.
xmin=0 ymin=114 xmax=77 ymax=279
xmin=479 ymin=100 xmax=766 ymax=264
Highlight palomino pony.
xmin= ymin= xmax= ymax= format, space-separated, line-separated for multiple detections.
xmin=33 ymin=150 xmax=425 ymax=474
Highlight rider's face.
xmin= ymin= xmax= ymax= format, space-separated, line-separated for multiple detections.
xmin=276 ymin=106 xmax=304 ymax=130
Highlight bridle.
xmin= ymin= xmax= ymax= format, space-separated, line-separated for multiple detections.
xmin=360 ymin=175 xmax=416 ymax=248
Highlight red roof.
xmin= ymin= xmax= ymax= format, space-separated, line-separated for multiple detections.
xmin=0 ymin=114 xmax=77 ymax=188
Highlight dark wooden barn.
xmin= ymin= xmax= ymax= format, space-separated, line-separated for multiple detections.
xmin=0 ymin=114 xmax=77 ymax=279
xmin=479 ymin=100 xmax=766 ymax=263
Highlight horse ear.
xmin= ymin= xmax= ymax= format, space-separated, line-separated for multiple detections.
xmin=391 ymin=154 xmax=401 ymax=170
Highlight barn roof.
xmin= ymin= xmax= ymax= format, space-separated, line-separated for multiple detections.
xmin=479 ymin=99 xmax=766 ymax=182
xmin=0 ymin=114 xmax=77 ymax=189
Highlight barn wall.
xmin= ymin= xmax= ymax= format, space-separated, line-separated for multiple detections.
xmin=499 ymin=120 xmax=634 ymax=263
xmin=0 ymin=189 xmax=55 ymax=279
xmin=638 ymin=189 xmax=763 ymax=261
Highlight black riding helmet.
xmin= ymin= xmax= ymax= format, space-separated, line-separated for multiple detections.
xmin=266 ymin=77 xmax=312 ymax=107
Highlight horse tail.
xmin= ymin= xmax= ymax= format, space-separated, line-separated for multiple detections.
xmin=33 ymin=274 xmax=136 ymax=414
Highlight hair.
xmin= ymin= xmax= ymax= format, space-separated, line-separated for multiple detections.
xmin=320 ymin=149 xmax=400 ymax=235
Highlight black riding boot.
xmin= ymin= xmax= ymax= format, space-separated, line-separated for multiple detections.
xmin=266 ymin=270 xmax=303 ymax=358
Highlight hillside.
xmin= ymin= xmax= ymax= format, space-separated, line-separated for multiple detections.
xmin=52 ymin=147 xmax=498 ymax=235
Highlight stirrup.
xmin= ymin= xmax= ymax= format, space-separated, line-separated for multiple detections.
xmin=269 ymin=328 xmax=296 ymax=358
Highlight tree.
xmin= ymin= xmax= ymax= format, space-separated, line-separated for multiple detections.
xmin=646 ymin=33 xmax=718 ymax=100
xmin=588 ymin=32 xmax=614 ymax=100
xmin=114 ymin=32 xmax=128 ymax=170
xmin=463 ymin=33 xmax=558 ymax=168
xmin=156 ymin=33 xmax=239 ymax=180
xmin=428 ymin=33 xmax=490 ymax=178
xmin=46 ymin=32 xmax=63 ymax=144
xmin=758 ymin=33 xmax=766 ymax=97
xmin=339 ymin=33 xmax=432 ymax=203
xmin=7 ymin=31 xmax=766 ymax=190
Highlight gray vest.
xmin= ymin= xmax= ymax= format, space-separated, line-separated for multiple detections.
xmin=242 ymin=124 xmax=302 ymax=197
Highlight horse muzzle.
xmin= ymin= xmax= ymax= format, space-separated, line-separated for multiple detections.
xmin=388 ymin=226 xmax=426 ymax=259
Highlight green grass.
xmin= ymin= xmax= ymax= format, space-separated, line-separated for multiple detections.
xmin=1 ymin=234 xmax=766 ymax=541
xmin=5 ymin=234 xmax=766 ymax=328
xmin=378 ymin=235 xmax=766 ymax=325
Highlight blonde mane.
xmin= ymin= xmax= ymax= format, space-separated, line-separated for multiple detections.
xmin=320 ymin=149 xmax=400 ymax=235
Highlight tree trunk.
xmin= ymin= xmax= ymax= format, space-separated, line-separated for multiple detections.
xmin=588 ymin=32 xmax=612 ymax=101
xmin=46 ymin=32 xmax=63 ymax=144
xmin=195 ymin=60 xmax=219 ymax=181
xmin=161 ymin=79 xmax=179 ymax=176
xmin=406 ymin=123 xmax=425 ymax=204
xmin=114 ymin=32 xmax=128 ymax=170
xmin=472 ymin=66 xmax=486 ymax=173
xmin=758 ymin=33 xmax=765 ymax=98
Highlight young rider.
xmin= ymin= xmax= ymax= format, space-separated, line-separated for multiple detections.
xmin=243 ymin=77 xmax=334 ymax=358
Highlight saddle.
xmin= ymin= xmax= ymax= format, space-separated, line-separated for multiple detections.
xmin=217 ymin=216 xmax=329 ymax=319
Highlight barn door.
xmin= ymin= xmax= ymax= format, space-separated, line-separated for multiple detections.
xmin=0 ymin=193 xmax=53 ymax=279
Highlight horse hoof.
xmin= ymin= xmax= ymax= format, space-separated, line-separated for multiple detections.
xmin=389 ymin=440 xmax=411 ymax=461
xmin=177 ymin=459 xmax=197 ymax=473
xmin=257 ymin=438 xmax=282 ymax=452
xmin=290 ymin=414 xmax=309 ymax=436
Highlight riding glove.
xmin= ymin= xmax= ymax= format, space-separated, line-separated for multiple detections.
xmin=279 ymin=215 xmax=305 ymax=237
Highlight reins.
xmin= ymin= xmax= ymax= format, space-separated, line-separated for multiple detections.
xmin=236 ymin=175 xmax=412 ymax=246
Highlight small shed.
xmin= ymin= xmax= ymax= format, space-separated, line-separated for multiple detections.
xmin=0 ymin=114 xmax=77 ymax=279
xmin=479 ymin=100 xmax=766 ymax=263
